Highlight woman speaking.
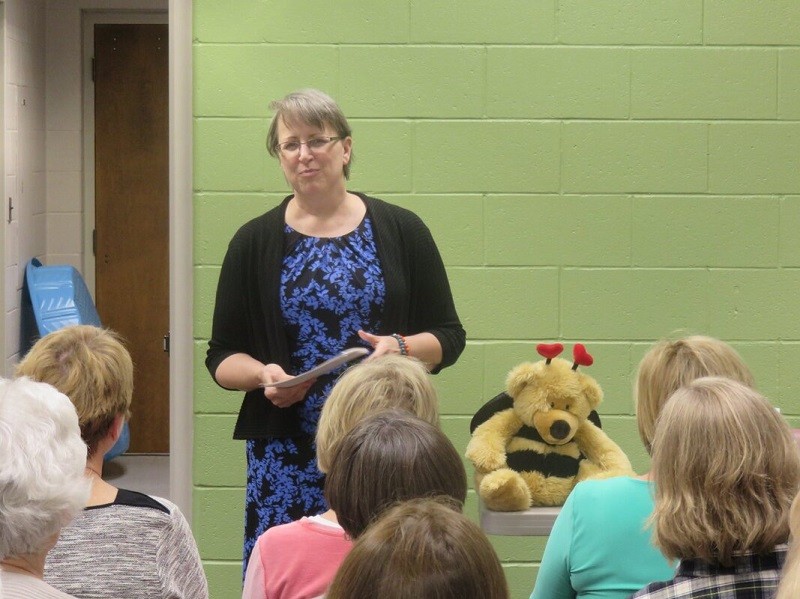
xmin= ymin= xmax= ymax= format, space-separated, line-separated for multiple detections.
xmin=206 ymin=89 xmax=465 ymax=570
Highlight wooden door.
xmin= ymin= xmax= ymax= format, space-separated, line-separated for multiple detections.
xmin=94 ymin=24 xmax=169 ymax=453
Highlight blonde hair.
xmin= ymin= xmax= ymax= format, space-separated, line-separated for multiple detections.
xmin=16 ymin=325 xmax=133 ymax=457
xmin=327 ymin=497 xmax=509 ymax=599
xmin=650 ymin=377 xmax=800 ymax=566
xmin=316 ymin=355 xmax=438 ymax=473
xmin=777 ymin=492 xmax=800 ymax=599
xmin=635 ymin=335 xmax=754 ymax=453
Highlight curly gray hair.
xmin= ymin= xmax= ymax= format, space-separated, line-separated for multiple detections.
xmin=0 ymin=377 xmax=90 ymax=558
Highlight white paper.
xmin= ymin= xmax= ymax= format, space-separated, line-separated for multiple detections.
xmin=259 ymin=347 xmax=370 ymax=388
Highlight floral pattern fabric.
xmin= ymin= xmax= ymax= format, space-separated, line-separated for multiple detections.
xmin=243 ymin=216 xmax=385 ymax=571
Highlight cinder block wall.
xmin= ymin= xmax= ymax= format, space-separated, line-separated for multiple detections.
xmin=192 ymin=2 xmax=800 ymax=597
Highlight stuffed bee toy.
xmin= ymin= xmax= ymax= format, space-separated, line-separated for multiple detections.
xmin=465 ymin=343 xmax=633 ymax=511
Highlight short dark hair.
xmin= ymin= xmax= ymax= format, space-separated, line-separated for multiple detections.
xmin=326 ymin=497 xmax=509 ymax=599
xmin=324 ymin=410 xmax=467 ymax=539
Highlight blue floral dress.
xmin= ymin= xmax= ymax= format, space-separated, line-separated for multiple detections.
xmin=243 ymin=216 xmax=385 ymax=570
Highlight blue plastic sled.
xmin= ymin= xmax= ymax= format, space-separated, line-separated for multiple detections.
xmin=21 ymin=258 xmax=130 ymax=460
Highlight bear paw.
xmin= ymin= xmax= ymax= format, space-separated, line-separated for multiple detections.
xmin=479 ymin=468 xmax=532 ymax=511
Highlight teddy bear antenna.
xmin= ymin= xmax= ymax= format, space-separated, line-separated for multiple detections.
xmin=572 ymin=343 xmax=594 ymax=370
xmin=536 ymin=343 xmax=564 ymax=365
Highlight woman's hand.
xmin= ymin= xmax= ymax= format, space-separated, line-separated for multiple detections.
xmin=358 ymin=330 xmax=403 ymax=359
xmin=358 ymin=330 xmax=443 ymax=369
xmin=260 ymin=363 xmax=315 ymax=408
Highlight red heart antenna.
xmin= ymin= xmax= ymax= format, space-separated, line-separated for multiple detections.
xmin=537 ymin=343 xmax=564 ymax=365
xmin=572 ymin=344 xmax=593 ymax=370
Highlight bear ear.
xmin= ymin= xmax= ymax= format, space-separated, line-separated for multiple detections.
xmin=506 ymin=363 xmax=539 ymax=398
xmin=581 ymin=377 xmax=603 ymax=409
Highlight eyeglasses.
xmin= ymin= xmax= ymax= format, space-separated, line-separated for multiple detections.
xmin=275 ymin=136 xmax=342 ymax=156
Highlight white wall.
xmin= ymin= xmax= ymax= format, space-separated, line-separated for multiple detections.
xmin=5 ymin=0 xmax=46 ymax=373
xmin=44 ymin=0 xmax=83 ymax=270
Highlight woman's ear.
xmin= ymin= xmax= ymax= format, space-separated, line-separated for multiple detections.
xmin=341 ymin=136 xmax=353 ymax=165
xmin=109 ymin=414 xmax=125 ymax=444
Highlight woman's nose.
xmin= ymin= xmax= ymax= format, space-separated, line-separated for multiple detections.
xmin=298 ymin=144 xmax=314 ymax=161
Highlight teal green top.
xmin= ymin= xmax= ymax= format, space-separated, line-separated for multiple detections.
xmin=530 ymin=477 xmax=675 ymax=599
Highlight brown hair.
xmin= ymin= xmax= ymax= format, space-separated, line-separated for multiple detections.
xmin=324 ymin=410 xmax=466 ymax=539
xmin=266 ymin=88 xmax=354 ymax=179
xmin=327 ymin=497 xmax=509 ymax=599
xmin=635 ymin=335 xmax=754 ymax=453
xmin=777 ymin=491 xmax=800 ymax=599
xmin=650 ymin=377 xmax=800 ymax=566
xmin=16 ymin=325 xmax=133 ymax=458
xmin=316 ymin=355 xmax=438 ymax=473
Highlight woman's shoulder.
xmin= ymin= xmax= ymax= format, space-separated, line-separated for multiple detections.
xmin=356 ymin=193 xmax=432 ymax=245
xmin=356 ymin=193 xmax=422 ymax=222
xmin=570 ymin=476 xmax=651 ymax=504
xmin=565 ymin=476 xmax=656 ymax=532
xmin=1 ymin=570 xmax=76 ymax=598
xmin=229 ymin=197 xmax=291 ymax=243
xmin=256 ymin=517 xmax=345 ymax=552
xmin=115 ymin=489 xmax=174 ymax=513
xmin=82 ymin=490 xmax=184 ymax=528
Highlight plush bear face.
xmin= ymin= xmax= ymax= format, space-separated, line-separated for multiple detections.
xmin=506 ymin=358 xmax=602 ymax=446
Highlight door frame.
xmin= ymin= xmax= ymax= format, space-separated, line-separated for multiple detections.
xmin=80 ymin=2 xmax=194 ymax=517
xmin=169 ymin=0 xmax=193 ymax=519
xmin=0 ymin=2 xmax=5 ymax=364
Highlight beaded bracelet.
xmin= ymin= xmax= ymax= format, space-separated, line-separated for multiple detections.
xmin=391 ymin=333 xmax=410 ymax=356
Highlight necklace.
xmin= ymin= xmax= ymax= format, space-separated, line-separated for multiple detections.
xmin=85 ymin=465 xmax=102 ymax=478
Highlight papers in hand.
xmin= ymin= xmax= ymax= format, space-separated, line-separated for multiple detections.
xmin=259 ymin=347 xmax=370 ymax=389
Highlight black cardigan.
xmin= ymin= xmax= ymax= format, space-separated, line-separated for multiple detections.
xmin=206 ymin=193 xmax=466 ymax=439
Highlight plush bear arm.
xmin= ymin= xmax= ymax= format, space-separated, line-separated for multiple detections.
xmin=465 ymin=408 xmax=522 ymax=472
xmin=573 ymin=419 xmax=634 ymax=479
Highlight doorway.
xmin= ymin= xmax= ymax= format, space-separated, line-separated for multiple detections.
xmin=66 ymin=2 xmax=193 ymax=516
xmin=94 ymin=22 xmax=169 ymax=452
xmin=84 ymin=14 xmax=169 ymax=453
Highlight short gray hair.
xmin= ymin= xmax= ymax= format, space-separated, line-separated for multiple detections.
xmin=266 ymin=88 xmax=354 ymax=179
xmin=0 ymin=377 xmax=90 ymax=558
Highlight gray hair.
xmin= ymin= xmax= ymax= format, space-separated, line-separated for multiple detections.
xmin=0 ymin=377 xmax=90 ymax=558
xmin=266 ymin=88 xmax=354 ymax=179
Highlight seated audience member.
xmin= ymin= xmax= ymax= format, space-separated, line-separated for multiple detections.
xmin=777 ymin=491 xmax=800 ymax=599
xmin=531 ymin=335 xmax=754 ymax=599
xmin=0 ymin=377 xmax=90 ymax=598
xmin=327 ymin=497 xmax=508 ymax=599
xmin=242 ymin=356 xmax=439 ymax=599
xmin=314 ymin=354 xmax=439 ymax=474
xmin=632 ymin=377 xmax=800 ymax=598
xmin=256 ymin=409 xmax=466 ymax=598
xmin=16 ymin=325 xmax=208 ymax=599
xmin=324 ymin=409 xmax=466 ymax=540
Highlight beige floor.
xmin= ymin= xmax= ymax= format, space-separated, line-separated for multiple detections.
xmin=103 ymin=454 xmax=170 ymax=500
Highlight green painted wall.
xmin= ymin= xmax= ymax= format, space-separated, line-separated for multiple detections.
xmin=192 ymin=2 xmax=800 ymax=597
